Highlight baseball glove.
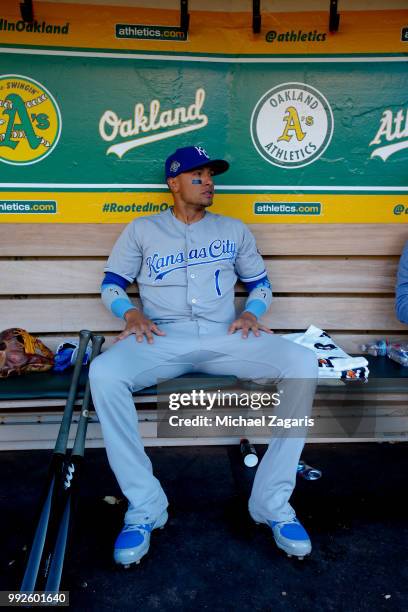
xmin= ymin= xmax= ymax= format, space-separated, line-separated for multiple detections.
xmin=0 ymin=328 xmax=54 ymax=378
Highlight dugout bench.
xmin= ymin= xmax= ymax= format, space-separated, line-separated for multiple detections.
xmin=0 ymin=222 xmax=407 ymax=449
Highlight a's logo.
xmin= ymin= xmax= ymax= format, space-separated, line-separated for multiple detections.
xmin=250 ymin=82 xmax=334 ymax=169
xmin=0 ymin=74 xmax=61 ymax=165
xmin=369 ymin=108 xmax=408 ymax=162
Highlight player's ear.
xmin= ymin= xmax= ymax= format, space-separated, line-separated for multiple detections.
xmin=167 ymin=176 xmax=179 ymax=193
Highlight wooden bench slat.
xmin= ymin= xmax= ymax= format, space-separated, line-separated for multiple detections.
xmin=268 ymin=258 xmax=398 ymax=293
xmin=0 ymin=258 xmax=399 ymax=294
xmin=252 ymin=224 xmax=407 ymax=256
xmin=0 ymin=223 xmax=405 ymax=256
xmin=0 ymin=297 xmax=403 ymax=332
xmin=262 ymin=297 xmax=403 ymax=330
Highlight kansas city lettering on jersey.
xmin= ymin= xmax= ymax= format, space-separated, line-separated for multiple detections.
xmin=146 ymin=239 xmax=237 ymax=280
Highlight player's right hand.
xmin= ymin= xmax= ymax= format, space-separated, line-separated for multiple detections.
xmin=114 ymin=309 xmax=166 ymax=344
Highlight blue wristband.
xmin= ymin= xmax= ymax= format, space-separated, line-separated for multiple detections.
xmin=244 ymin=299 xmax=267 ymax=319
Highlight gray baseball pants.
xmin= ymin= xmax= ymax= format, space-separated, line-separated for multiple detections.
xmin=89 ymin=320 xmax=318 ymax=526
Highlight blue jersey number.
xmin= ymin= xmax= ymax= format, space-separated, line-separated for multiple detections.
xmin=214 ymin=269 xmax=221 ymax=296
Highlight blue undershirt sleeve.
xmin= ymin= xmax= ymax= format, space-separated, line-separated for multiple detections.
xmin=101 ymin=272 xmax=137 ymax=320
xmin=234 ymin=223 xmax=273 ymax=320
xmin=242 ymin=275 xmax=273 ymax=319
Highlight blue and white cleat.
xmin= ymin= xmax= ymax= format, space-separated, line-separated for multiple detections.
xmin=114 ymin=510 xmax=168 ymax=567
xmin=268 ymin=518 xmax=312 ymax=560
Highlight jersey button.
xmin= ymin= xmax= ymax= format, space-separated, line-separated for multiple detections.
xmin=192 ymin=298 xmax=197 ymax=304
xmin=190 ymin=273 xmax=196 ymax=278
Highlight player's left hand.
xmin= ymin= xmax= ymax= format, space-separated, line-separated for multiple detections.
xmin=228 ymin=311 xmax=274 ymax=339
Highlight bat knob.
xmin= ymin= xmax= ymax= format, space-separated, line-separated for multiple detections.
xmin=79 ymin=329 xmax=92 ymax=343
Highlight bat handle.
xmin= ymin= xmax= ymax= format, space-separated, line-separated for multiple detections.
xmin=89 ymin=334 xmax=105 ymax=362
xmin=71 ymin=334 xmax=105 ymax=458
xmin=54 ymin=329 xmax=92 ymax=455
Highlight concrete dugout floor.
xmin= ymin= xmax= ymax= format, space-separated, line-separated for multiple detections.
xmin=1 ymin=443 xmax=407 ymax=611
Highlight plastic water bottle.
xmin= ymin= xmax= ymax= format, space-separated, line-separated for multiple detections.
xmin=240 ymin=439 xmax=258 ymax=467
xmin=297 ymin=460 xmax=322 ymax=480
xmin=388 ymin=344 xmax=408 ymax=367
xmin=359 ymin=340 xmax=388 ymax=357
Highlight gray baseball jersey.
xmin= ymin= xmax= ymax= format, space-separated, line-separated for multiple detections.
xmin=104 ymin=208 xmax=269 ymax=324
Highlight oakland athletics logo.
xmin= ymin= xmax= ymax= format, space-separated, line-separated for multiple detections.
xmin=250 ymin=82 xmax=334 ymax=169
xmin=0 ymin=74 xmax=61 ymax=165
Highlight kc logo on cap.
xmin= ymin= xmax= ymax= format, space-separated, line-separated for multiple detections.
xmin=194 ymin=146 xmax=209 ymax=157
xmin=165 ymin=145 xmax=229 ymax=179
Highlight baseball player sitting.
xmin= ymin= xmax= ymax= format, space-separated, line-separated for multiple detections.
xmin=89 ymin=145 xmax=318 ymax=566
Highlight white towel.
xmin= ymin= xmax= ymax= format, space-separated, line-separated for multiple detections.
xmin=282 ymin=325 xmax=369 ymax=380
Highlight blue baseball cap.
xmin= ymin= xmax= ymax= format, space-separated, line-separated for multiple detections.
xmin=165 ymin=146 xmax=229 ymax=179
